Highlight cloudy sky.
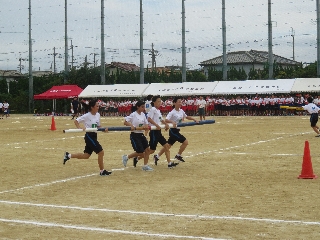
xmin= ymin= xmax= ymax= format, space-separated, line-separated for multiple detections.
xmin=0 ymin=0 xmax=317 ymax=73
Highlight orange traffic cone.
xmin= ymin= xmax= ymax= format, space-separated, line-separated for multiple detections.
xmin=50 ymin=115 xmax=56 ymax=131
xmin=298 ymin=141 xmax=317 ymax=179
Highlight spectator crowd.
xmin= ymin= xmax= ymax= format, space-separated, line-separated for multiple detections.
xmin=79 ymin=94 xmax=320 ymax=117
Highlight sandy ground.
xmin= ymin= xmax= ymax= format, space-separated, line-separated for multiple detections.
xmin=0 ymin=114 xmax=320 ymax=240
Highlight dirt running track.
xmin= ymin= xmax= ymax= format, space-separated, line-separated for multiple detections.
xmin=0 ymin=115 xmax=319 ymax=239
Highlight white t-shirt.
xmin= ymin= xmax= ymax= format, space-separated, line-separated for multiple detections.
xmin=3 ymin=103 xmax=9 ymax=110
xmin=197 ymin=99 xmax=207 ymax=108
xmin=145 ymin=100 xmax=152 ymax=113
xmin=148 ymin=107 xmax=163 ymax=126
xmin=166 ymin=108 xmax=187 ymax=129
xmin=125 ymin=111 xmax=148 ymax=133
xmin=0 ymin=103 xmax=3 ymax=109
xmin=302 ymin=103 xmax=320 ymax=114
xmin=76 ymin=112 xmax=101 ymax=129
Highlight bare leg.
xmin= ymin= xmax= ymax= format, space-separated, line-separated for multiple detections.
xmin=158 ymin=144 xmax=171 ymax=158
xmin=128 ymin=152 xmax=143 ymax=159
xmin=163 ymin=143 xmax=171 ymax=163
xmin=178 ymin=140 xmax=188 ymax=155
xmin=70 ymin=152 xmax=91 ymax=159
xmin=97 ymin=150 xmax=105 ymax=170
xmin=143 ymin=147 xmax=151 ymax=165
xmin=312 ymin=126 xmax=320 ymax=134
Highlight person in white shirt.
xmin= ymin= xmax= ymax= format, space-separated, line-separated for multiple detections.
xmin=63 ymin=99 xmax=112 ymax=176
xmin=148 ymin=96 xmax=179 ymax=168
xmin=197 ymin=96 xmax=207 ymax=121
xmin=302 ymin=97 xmax=320 ymax=137
xmin=0 ymin=101 xmax=3 ymax=119
xmin=144 ymin=95 xmax=153 ymax=117
xmin=122 ymin=101 xmax=153 ymax=171
xmin=157 ymin=96 xmax=198 ymax=163
xmin=2 ymin=100 xmax=9 ymax=118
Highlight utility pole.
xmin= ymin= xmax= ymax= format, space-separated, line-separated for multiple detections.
xmin=19 ymin=58 xmax=27 ymax=73
xmin=64 ymin=0 xmax=68 ymax=83
xmin=268 ymin=0 xmax=274 ymax=79
xmin=28 ymin=0 xmax=33 ymax=113
xmin=291 ymin=27 xmax=295 ymax=61
xmin=149 ymin=43 xmax=158 ymax=71
xmin=317 ymin=0 xmax=320 ymax=77
xmin=93 ymin=53 xmax=99 ymax=67
xmin=48 ymin=47 xmax=58 ymax=73
xmin=70 ymin=40 xmax=74 ymax=69
xmin=19 ymin=58 xmax=22 ymax=73
xmin=84 ymin=55 xmax=88 ymax=67
xmin=140 ymin=0 xmax=144 ymax=84
xmin=53 ymin=47 xmax=56 ymax=73
xmin=181 ymin=0 xmax=186 ymax=82
xmin=101 ymin=0 xmax=106 ymax=84
xmin=222 ymin=0 xmax=227 ymax=81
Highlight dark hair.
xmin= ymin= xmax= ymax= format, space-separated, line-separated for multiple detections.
xmin=146 ymin=95 xmax=153 ymax=101
xmin=88 ymin=99 xmax=98 ymax=109
xmin=131 ymin=100 xmax=145 ymax=112
xmin=173 ymin=96 xmax=182 ymax=104
xmin=307 ymin=97 xmax=313 ymax=103
xmin=151 ymin=95 xmax=160 ymax=107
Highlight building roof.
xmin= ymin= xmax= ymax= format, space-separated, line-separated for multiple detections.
xmin=105 ymin=62 xmax=140 ymax=72
xmin=31 ymin=71 xmax=52 ymax=77
xmin=0 ymin=70 xmax=22 ymax=77
xmin=199 ymin=49 xmax=300 ymax=66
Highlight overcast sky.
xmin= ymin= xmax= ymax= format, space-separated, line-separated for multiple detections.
xmin=0 ymin=0 xmax=317 ymax=73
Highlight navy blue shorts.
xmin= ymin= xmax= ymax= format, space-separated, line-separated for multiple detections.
xmin=310 ymin=113 xmax=319 ymax=127
xmin=167 ymin=128 xmax=186 ymax=145
xmin=84 ymin=132 xmax=103 ymax=155
xmin=149 ymin=130 xmax=167 ymax=150
xmin=130 ymin=132 xmax=149 ymax=153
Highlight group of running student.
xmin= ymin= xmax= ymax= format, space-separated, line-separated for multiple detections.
xmin=121 ymin=95 xmax=198 ymax=171
xmin=63 ymin=95 xmax=198 ymax=175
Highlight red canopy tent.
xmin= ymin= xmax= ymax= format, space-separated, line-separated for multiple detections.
xmin=34 ymin=85 xmax=83 ymax=100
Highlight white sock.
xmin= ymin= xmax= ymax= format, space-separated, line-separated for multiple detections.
xmin=100 ymin=169 xmax=105 ymax=173
xmin=68 ymin=153 xmax=71 ymax=158
xmin=176 ymin=154 xmax=181 ymax=157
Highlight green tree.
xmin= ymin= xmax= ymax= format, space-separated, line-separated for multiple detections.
xmin=208 ymin=67 xmax=222 ymax=81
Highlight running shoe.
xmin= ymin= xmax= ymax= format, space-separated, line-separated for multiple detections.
xmin=133 ymin=157 xmax=138 ymax=167
xmin=63 ymin=152 xmax=70 ymax=165
xmin=122 ymin=155 xmax=129 ymax=167
xmin=174 ymin=155 xmax=185 ymax=162
xmin=154 ymin=155 xmax=160 ymax=165
xmin=168 ymin=162 xmax=179 ymax=169
xmin=142 ymin=165 xmax=154 ymax=171
xmin=100 ymin=170 xmax=112 ymax=176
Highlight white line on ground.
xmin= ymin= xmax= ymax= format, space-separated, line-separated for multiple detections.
xmin=0 ymin=173 xmax=97 ymax=194
xmin=0 ymin=200 xmax=319 ymax=226
xmin=183 ymin=131 xmax=312 ymax=159
xmin=0 ymin=166 xmax=125 ymax=194
xmin=0 ymin=218 xmax=222 ymax=240
xmin=1 ymin=131 xmax=311 ymax=194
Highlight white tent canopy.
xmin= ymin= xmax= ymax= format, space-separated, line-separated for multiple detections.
xmin=213 ymin=80 xmax=256 ymax=95
xmin=290 ymin=78 xmax=320 ymax=92
xmin=78 ymin=79 xmax=320 ymax=98
xmin=142 ymin=82 xmax=218 ymax=96
xmin=249 ymin=79 xmax=295 ymax=94
xmin=213 ymin=79 xmax=295 ymax=95
xmin=79 ymin=84 xmax=149 ymax=98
